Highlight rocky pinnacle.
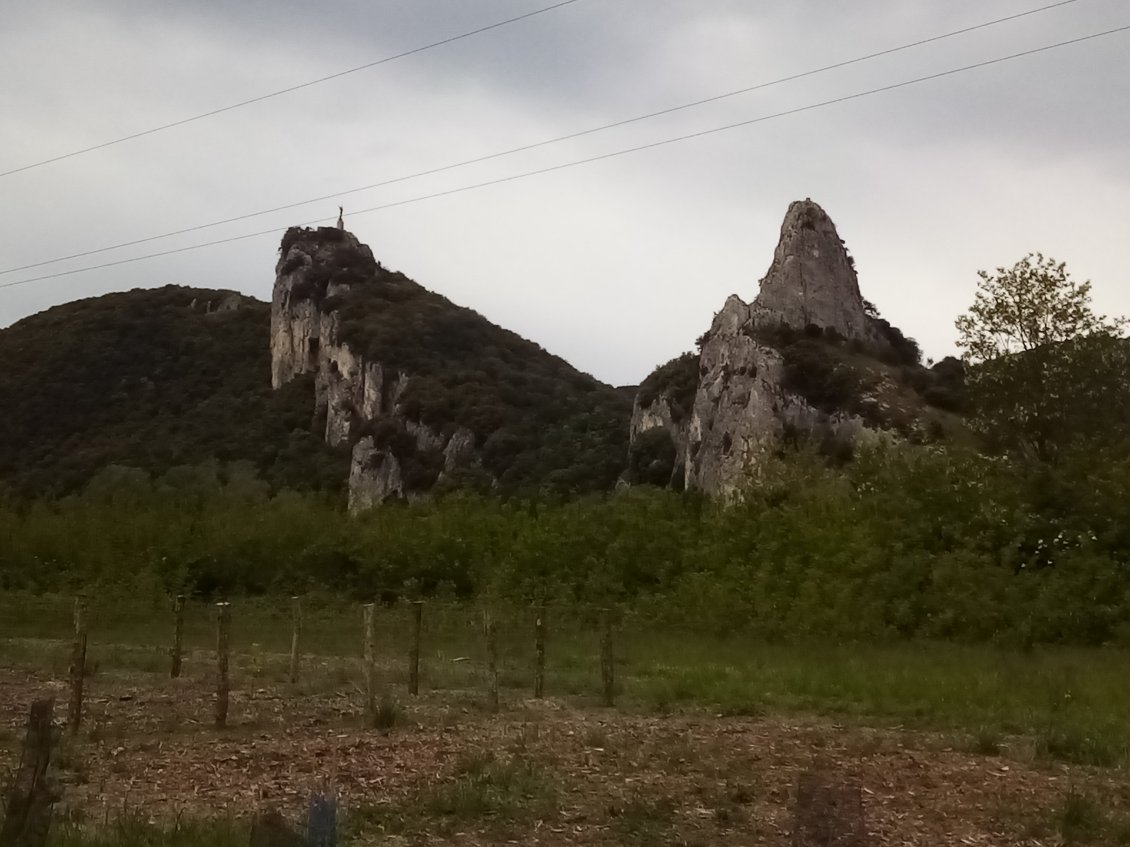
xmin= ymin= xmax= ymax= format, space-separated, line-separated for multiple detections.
xmin=751 ymin=199 xmax=874 ymax=343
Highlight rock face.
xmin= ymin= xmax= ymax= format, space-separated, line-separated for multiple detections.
xmin=630 ymin=200 xmax=882 ymax=497
xmin=750 ymin=199 xmax=880 ymax=344
xmin=270 ymin=227 xmax=479 ymax=510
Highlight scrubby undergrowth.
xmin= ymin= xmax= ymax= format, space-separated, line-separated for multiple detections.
xmin=4 ymin=440 xmax=1130 ymax=647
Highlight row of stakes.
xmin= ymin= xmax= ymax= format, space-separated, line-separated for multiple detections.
xmin=62 ymin=597 xmax=618 ymax=733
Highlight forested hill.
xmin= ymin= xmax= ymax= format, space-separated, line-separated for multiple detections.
xmin=0 ymin=280 xmax=635 ymax=500
xmin=0 ymin=286 xmax=348 ymax=498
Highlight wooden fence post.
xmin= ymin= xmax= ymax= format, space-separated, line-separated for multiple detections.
xmin=408 ymin=601 xmax=422 ymax=696
xmin=483 ymin=608 xmax=499 ymax=713
xmin=533 ymin=602 xmax=546 ymax=699
xmin=363 ymin=604 xmax=377 ymax=728
xmin=289 ymin=596 xmax=302 ymax=685
xmin=170 ymin=594 xmax=185 ymax=679
xmin=215 ymin=602 xmax=231 ymax=729
xmin=306 ymin=790 xmax=338 ymax=847
xmin=67 ymin=598 xmax=87 ymax=734
xmin=600 ymin=608 xmax=615 ymax=707
xmin=0 ymin=698 xmax=61 ymax=847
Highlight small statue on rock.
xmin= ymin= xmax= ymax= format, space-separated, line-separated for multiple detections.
xmin=336 ymin=206 xmax=344 ymax=230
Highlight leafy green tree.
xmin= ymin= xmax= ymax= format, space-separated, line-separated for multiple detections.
xmin=955 ymin=253 xmax=1128 ymax=462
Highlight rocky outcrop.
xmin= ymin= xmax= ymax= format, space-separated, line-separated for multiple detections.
xmin=630 ymin=200 xmax=885 ymax=496
xmin=750 ymin=199 xmax=882 ymax=345
xmin=683 ymin=296 xmax=871 ymax=495
xmin=270 ymin=227 xmax=481 ymax=510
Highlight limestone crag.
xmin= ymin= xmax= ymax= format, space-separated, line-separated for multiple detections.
xmin=750 ymin=199 xmax=882 ymax=345
xmin=629 ymin=393 xmax=690 ymax=486
xmin=270 ymin=227 xmax=480 ymax=508
xmin=685 ymin=296 xmax=871 ymax=495
xmin=270 ymin=230 xmax=367 ymax=389
xmin=630 ymin=200 xmax=882 ymax=496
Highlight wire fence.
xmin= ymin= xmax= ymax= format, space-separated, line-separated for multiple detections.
xmin=0 ymin=591 xmax=648 ymax=728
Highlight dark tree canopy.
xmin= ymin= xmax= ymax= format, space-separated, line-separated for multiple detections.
xmin=0 ymin=286 xmax=348 ymax=498
xmin=956 ymin=253 xmax=1130 ymax=462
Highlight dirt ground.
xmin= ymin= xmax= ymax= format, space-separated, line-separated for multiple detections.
xmin=1 ymin=663 xmax=1127 ymax=846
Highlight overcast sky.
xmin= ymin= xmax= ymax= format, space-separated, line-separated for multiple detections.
xmin=1 ymin=0 xmax=1127 ymax=386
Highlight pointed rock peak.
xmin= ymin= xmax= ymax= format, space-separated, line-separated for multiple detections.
xmin=751 ymin=199 xmax=873 ymax=343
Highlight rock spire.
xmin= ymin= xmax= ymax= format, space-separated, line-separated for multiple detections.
xmin=750 ymin=199 xmax=875 ymax=343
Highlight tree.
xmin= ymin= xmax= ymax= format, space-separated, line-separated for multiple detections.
xmin=955 ymin=253 xmax=1128 ymax=462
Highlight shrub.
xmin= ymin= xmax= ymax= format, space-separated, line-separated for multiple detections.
xmin=636 ymin=353 xmax=700 ymax=422
xmin=628 ymin=428 xmax=677 ymax=486
xmin=780 ymin=340 xmax=862 ymax=412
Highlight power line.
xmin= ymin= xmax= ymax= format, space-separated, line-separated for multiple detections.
xmin=0 ymin=0 xmax=1087 ymax=278
xmin=0 ymin=0 xmax=583 ymax=180
xmin=3 ymin=23 xmax=1126 ymax=292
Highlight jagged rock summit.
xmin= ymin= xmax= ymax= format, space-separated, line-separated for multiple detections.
xmin=750 ymin=199 xmax=879 ymax=344
xmin=271 ymin=226 xmax=448 ymax=510
xmin=628 ymin=199 xmax=948 ymax=497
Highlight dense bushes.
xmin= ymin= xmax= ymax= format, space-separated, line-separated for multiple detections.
xmin=327 ymin=253 xmax=631 ymax=494
xmin=627 ymin=428 xmax=678 ymax=486
xmin=921 ymin=357 xmax=967 ymax=413
xmin=636 ymin=353 xmax=700 ymax=421
xmin=4 ymin=443 xmax=1130 ymax=646
xmin=868 ymin=315 xmax=922 ymax=367
xmin=0 ymin=286 xmax=348 ymax=499
xmin=780 ymin=339 xmax=865 ymax=412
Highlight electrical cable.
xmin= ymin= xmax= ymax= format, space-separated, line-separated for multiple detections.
xmin=0 ymin=0 xmax=1087 ymax=277
xmin=2 ymin=23 xmax=1126 ymax=291
xmin=0 ymin=0 xmax=583 ymax=179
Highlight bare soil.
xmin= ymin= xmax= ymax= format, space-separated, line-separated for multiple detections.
xmin=1 ymin=663 xmax=1127 ymax=845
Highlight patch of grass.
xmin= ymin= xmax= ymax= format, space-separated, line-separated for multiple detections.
xmin=618 ymin=636 xmax=1130 ymax=765
xmin=425 ymin=751 xmax=555 ymax=821
xmin=373 ymin=694 xmax=400 ymax=730
xmin=48 ymin=811 xmax=247 ymax=846
xmin=52 ymin=738 xmax=88 ymax=783
xmin=0 ymin=638 xmax=69 ymax=673
xmin=1017 ymin=788 xmax=1130 ymax=845
xmin=609 ymin=794 xmax=677 ymax=846
xmin=354 ymin=750 xmax=557 ymax=838
xmin=1036 ymin=726 xmax=1126 ymax=767
xmin=965 ymin=726 xmax=1004 ymax=757
xmin=1059 ymin=789 xmax=1104 ymax=842
xmin=90 ymin=644 xmax=169 ymax=675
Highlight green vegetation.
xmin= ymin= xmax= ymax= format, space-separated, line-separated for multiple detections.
xmin=6 ymin=591 xmax=1130 ymax=768
xmin=3 ymin=434 xmax=1130 ymax=647
xmin=956 ymin=252 xmax=1130 ymax=462
xmin=765 ymin=323 xmax=966 ymax=441
xmin=0 ymin=286 xmax=347 ymax=499
xmin=635 ymin=352 xmax=699 ymax=421
xmin=626 ymin=427 xmax=679 ymax=487
xmin=863 ymin=297 xmax=922 ymax=367
xmin=47 ymin=813 xmax=246 ymax=847
xmin=610 ymin=794 xmax=677 ymax=845
xmin=1022 ymin=788 xmax=1130 ymax=844
xmin=281 ymin=227 xmax=631 ymax=495
xmin=348 ymin=747 xmax=558 ymax=839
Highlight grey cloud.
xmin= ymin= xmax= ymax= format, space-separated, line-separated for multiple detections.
xmin=2 ymin=0 xmax=1128 ymax=387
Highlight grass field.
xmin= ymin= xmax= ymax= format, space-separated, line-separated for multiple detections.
xmin=3 ymin=590 xmax=1130 ymax=845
